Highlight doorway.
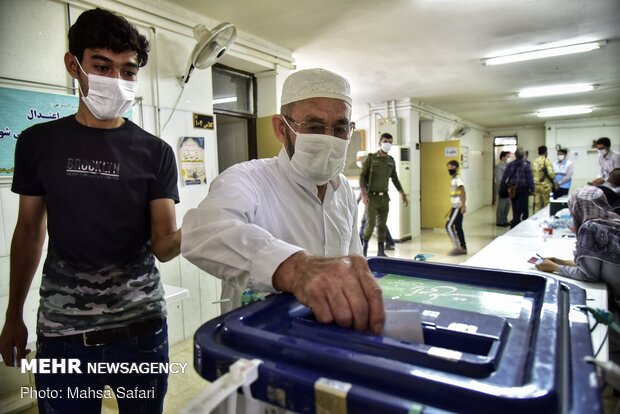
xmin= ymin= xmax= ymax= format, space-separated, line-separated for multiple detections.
xmin=215 ymin=114 xmax=257 ymax=173
xmin=212 ymin=64 xmax=257 ymax=173
xmin=420 ymin=140 xmax=461 ymax=229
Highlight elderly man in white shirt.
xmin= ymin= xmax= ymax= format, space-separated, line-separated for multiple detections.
xmin=182 ymin=68 xmax=384 ymax=334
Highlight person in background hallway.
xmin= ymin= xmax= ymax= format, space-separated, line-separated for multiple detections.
xmin=356 ymin=151 xmax=395 ymax=250
xmin=0 ymin=9 xmax=181 ymax=414
xmin=359 ymin=133 xmax=408 ymax=257
xmin=532 ymin=145 xmax=555 ymax=212
xmin=358 ymin=194 xmax=396 ymax=250
xmin=181 ymin=68 xmax=385 ymax=335
xmin=495 ymin=151 xmax=511 ymax=226
xmin=501 ymin=147 xmax=535 ymax=228
xmin=590 ymin=137 xmax=620 ymax=186
xmin=552 ymin=148 xmax=574 ymax=198
xmin=536 ymin=186 xmax=620 ymax=364
xmin=446 ymin=160 xmax=467 ymax=255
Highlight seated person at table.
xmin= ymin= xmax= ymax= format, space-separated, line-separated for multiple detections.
xmin=598 ymin=168 xmax=620 ymax=214
xmin=536 ymin=186 xmax=620 ymax=363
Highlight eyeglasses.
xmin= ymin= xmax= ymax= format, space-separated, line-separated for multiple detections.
xmin=281 ymin=114 xmax=355 ymax=139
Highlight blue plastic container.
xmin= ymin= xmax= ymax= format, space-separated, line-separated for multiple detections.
xmin=194 ymin=258 xmax=602 ymax=413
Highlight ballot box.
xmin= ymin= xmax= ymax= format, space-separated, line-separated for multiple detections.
xmin=193 ymin=258 xmax=602 ymax=414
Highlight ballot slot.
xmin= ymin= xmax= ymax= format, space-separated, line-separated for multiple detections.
xmin=221 ymin=295 xmax=508 ymax=378
xmin=291 ymin=302 xmax=508 ymax=377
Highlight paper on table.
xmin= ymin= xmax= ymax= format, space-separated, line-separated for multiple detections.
xmin=383 ymin=310 xmax=425 ymax=344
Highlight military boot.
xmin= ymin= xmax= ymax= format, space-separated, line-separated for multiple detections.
xmin=378 ymin=242 xmax=387 ymax=257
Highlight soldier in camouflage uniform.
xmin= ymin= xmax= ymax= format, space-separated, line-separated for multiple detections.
xmin=359 ymin=133 xmax=408 ymax=256
xmin=0 ymin=9 xmax=180 ymax=414
xmin=532 ymin=145 xmax=556 ymax=213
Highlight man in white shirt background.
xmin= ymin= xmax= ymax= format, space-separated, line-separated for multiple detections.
xmin=182 ymin=68 xmax=385 ymax=335
xmin=590 ymin=137 xmax=620 ymax=186
xmin=553 ymin=147 xmax=574 ymax=198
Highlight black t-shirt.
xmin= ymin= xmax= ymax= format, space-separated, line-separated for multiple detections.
xmin=12 ymin=116 xmax=179 ymax=334
xmin=12 ymin=115 xmax=179 ymax=268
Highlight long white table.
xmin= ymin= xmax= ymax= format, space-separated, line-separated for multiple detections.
xmin=464 ymin=205 xmax=609 ymax=360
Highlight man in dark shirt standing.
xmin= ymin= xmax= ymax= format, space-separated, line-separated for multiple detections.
xmin=501 ymin=147 xmax=535 ymax=228
xmin=359 ymin=133 xmax=408 ymax=256
xmin=0 ymin=8 xmax=180 ymax=413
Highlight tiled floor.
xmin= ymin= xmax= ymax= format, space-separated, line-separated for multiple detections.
xmin=20 ymin=204 xmax=510 ymax=413
xmin=364 ymin=203 xmax=510 ymax=264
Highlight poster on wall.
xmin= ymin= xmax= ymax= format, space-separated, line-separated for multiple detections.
xmin=0 ymin=86 xmax=79 ymax=178
xmin=179 ymin=136 xmax=206 ymax=185
xmin=461 ymin=146 xmax=469 ymax=169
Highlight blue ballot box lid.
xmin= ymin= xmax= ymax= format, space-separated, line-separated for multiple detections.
xmin=194 ymin=258 xmax=602 ymax=414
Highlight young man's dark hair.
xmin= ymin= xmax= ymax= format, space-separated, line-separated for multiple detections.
xmin=596 ymin=137 xmax=611 ymax=148
xmin=558 ymin=148 xmax=568 ymax=155
xmin=68 ymin=8 xmax=150 ymax=67
xmin=447 ymin=159 xmax=459 ymax=169
xmin=538 ymin=145 xmax=547 ymax=156
xmin=499 ymin=151 xmax=507 ymax=159
xmin=380 ymin=132 xmax=393 ymax=141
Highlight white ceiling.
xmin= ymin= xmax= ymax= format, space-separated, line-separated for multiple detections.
xmin=172 ymin=0 xmax=620 ymax=129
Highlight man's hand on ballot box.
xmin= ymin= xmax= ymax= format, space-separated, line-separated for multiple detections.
xmin=273 ymin=252 xmax=385 ymax=335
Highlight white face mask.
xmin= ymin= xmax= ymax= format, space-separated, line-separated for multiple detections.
xmin=380 ymin=142 xmax=392 ymax=153
xmin=75 ymin=57 xmax=137 ymax=120
xmin=598 ymin=149 xmax=608 ymax=156
xmin=290 ymin=133 xmax=349 ymax=185
xmin=558 ymin=154 xmax=565 ymax=161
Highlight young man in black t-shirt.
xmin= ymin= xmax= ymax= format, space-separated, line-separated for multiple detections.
xmin=0 ymin=8 xmax=180 ymax=413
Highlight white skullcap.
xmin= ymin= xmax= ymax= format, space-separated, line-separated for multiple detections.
xmin=281 ymin=68 xmax=351 ymax=106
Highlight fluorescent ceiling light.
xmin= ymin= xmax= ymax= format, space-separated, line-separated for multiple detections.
xmin=536 ymin=106 xmax=593 ymax=117
xmin=213 ymin=96 xmax=237 ymax=104
xmin=482 ymin=40 xmax=605 ymax=66
xmin=518 ymin=83 xmax=596 ymax=98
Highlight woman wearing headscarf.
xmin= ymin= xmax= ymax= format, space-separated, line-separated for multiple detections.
xmin=536 ymin=185 xmax=620 ymax=363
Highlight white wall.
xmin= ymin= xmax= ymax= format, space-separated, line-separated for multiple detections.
xmin=545 ymin=116 xmax=620 ymax=190
xmin=488 ymin=126 xmax=546 ymax=163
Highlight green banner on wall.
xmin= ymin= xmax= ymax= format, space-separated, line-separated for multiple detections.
xmin=0 ymin=86 xmax=79 ymax=176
